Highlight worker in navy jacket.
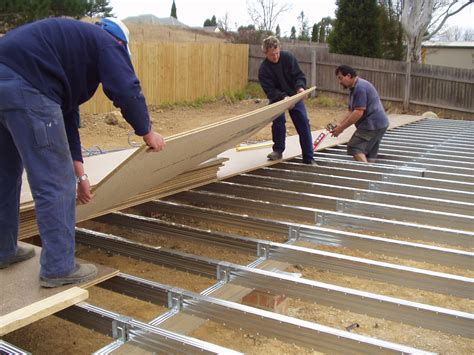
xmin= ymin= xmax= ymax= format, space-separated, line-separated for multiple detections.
xmin=0 ymin=18 xmax=165 ymax=287
xmin=258 ymin=36 xmax=314 ymax=165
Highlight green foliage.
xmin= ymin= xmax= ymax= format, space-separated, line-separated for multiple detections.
xmin=203 ymin=15 xmax=217 ymax=27
xmin=328 ymin=0 xmax=382 ymax=58
xmin=310 ymin=94 xmax=346 ymax=108
xmin=244 ymin=82 xmax=266 ymax=99
xmin=233 ymin=25 xmax=271 ymax=44
xmin=0 ymin=0 xmax=113 ymax=32
xmin=290 ymin=26 xmax=296 ymax=40
xmin=311 ymin=23 xmax=319 ymax=42
xmin=297 ymin=11 xmax=310 ymax=41
xmin=275 ymin=24 xmax=281 ymax=39
xmin=317 ymin=17 xmax=333 ymax=43
xmin=170 ymin=0 xmax=177 ymax=19
xmin=378 ymin=4 xmax=404 ymax=60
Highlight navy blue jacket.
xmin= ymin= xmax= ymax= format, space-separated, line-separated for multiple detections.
xmin=258 ymin=50 xmax=306 ymax=104
xmin=0 ymin=18 xmax=151 ymax=162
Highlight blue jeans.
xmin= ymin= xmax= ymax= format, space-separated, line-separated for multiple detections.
xmin=271 ymin=100 xmax=313 ymax=162
xmin=0 ymin=63 xmax=76 ymax=278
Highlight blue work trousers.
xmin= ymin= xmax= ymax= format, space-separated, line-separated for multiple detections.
xmin=271 ymin=100 xmax=313 ymax=162
xmin=0 ymin=63 xmax=76 ymax=278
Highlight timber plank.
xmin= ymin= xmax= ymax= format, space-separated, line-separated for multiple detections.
xmin=0 ymin=242 xmax=118 ymax=336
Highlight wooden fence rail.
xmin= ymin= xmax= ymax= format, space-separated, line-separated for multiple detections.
xmin=81 ymin=42 xmax=249 ymax=114
xmin=249 ymin=44 xmax=474 ymax=118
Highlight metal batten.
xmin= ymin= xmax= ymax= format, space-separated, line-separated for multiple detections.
xmin=252 ymin=167 xmax=474 ymax=203
xmin=313 ymin=152 xmax=474 ymax=178
xmin=377 ymin=143 xmax=474 ymax=158
xmin=98 ymin=274 xmax=435 ymax=354
xmin=133 ymin=200 xmax=473 ymax=269
xmin=382 ymin=136 xmax=473 ymax=151
xmin=165 ymin=190 xmax=473 ymax=247
xmin=329 ymin=144 xmax=474 ymax=162
xmin=0 ymin=340 xmax=29 ymax=355
xmin=275 ymin=162 xmax=474 ymax=192
xmin=229 ymin=173 xmax=474 ymax=215
xmin=76 ymin=226 xmax=473 ymax=300
xmin=57 ymin=303 xmax=239 ymax=354
xmin=198 ymin=181 xmax=474 ymax=231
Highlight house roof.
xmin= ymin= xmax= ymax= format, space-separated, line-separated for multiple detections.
xmin=422 ymin=41 xmax=474 ymax=48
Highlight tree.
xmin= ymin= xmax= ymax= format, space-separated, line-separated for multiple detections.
xmin=0 ymin=0 xmax=113 ymax=32
xmin=328 ymin=0 xmax=382 ymax=57
xmin=246 ymin=0 xmax=292 ymax=32
xmin=433 ymin=25 xmax=474 ymax=40
xmin=275 ymin=24 xmax=281 ymax=38
xmin=297 ymin=11 xmax=310 ymax=41
xmin=378 ymin=2 xmax=404 ymax=60
xmin=233 ymin=24 xmax=271 ymax=44
xmin=203 ymin=15 xmax=217 ymax=27
xmin=401 ymin=0 xmax=473 ymax=62
xmin=311 ymin=23 xmax=319 ymax=42
xmin=290 ymin=26 xmax=296 ymax=40
xmin=170 ymin=0 xmax=177 ymax=19
xmin=218 ymin=13 xmax=231 ymax=33
xmin=317 ymin=16 xmax=333 ymax=43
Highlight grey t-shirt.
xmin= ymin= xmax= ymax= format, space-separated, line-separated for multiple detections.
xmin=349 ymin=78 xmax=389 ymax=130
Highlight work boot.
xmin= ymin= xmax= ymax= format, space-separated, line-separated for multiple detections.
xmin=40 ymin=263 xmax=98 ymax=288
xmin=303 ymin=159 xmax=318 ymax=166
xmin=0 ymin=245 xmax=35 ymax=269
xmin=267 ymin=151 xmax=283 ymax=161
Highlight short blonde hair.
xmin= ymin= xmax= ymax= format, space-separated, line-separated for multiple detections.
xmin=262 ymin=36 xmax=280 ymax=52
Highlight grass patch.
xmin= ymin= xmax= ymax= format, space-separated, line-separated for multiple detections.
xmin=309 ymin=94 xmax=346 ymax=108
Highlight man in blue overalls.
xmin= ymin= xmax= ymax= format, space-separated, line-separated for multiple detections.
xmin=0 ymin=18 xmax=165 ymax=287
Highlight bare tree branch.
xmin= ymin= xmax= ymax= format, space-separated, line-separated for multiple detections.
xmin=246 ymin=0 xmax=292 ymax=32
xmin=425 ymin=0 xmax=473 ymax=41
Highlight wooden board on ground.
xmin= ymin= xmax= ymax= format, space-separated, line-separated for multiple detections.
xmin=75 ymin=88 xmax=315 ymax=222
xmin=0 ymin=242 xmax=118 ymax=336
xmin=217 ymin=114 xmax=424 ymax=179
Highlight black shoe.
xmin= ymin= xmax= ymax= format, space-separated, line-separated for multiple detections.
xmin=267 ymin=151 xmax=283 ymax=161
xmin=40 ymin=263 xmax=98 ymax=288
xmin=303 ymin=159 xmax=317 ymax=165
xmin=0 ymin=245 xmax=35 ymax=269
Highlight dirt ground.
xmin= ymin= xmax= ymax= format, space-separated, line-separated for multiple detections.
xmin=4 ymin=97 xmax=471 ymax=354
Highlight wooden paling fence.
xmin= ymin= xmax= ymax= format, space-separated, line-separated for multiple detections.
xmin=81 ymin=42 xmax=249 ymax=114
xmin=249 ymin=44 xmax=474 ymax=118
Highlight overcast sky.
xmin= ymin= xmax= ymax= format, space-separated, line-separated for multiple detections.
xmin=108 ymin=0 xmax=473 ymax=36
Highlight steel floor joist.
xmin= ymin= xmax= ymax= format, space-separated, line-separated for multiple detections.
xmin=275 ymin=162 xmax=474 ymax=192
xmin=323 ymin=148 xmax=474 ymax=171
xmin=313 ymin=152 xmax=474 ymax=179
xmin=74 ymin=228 xmax=474 ymax=337
xmin=163 ymin=190 xmax=473 ymax=248
xmin=122 ymin=204 xmax=473 ymax=270
xmin=95 ymin=273 xmax=437 ymax=354
xmin=0 ymin=340 xmax=30 ymax=355
xmin=327 ymin=145 xmax=474 ymax=163
xmin=95 ymin=210 xmax=474 ymax=270
xmin=95 ymin=274 xmax=434 ymax=353
xmin=227 ymin=173 xmax=474 ymax=215
xmin=250 ymin=167 xmax=474 ymax=203
xmin=374 ymin=143 xmax=474 ymax=158
xmin=56 ymin=303 xmax=239 ymax=354
xmin=197 ymin=181 xmax=474 ymax=230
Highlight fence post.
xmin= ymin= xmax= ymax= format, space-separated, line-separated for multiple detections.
xmin=403 ymin=61 xmax=411 ymax=111
xmin=311 ymin=48 xmax=317 ymax=98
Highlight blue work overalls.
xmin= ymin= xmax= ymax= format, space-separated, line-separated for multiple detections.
xmin=0 ymin=63 xmax=76 ymax=278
